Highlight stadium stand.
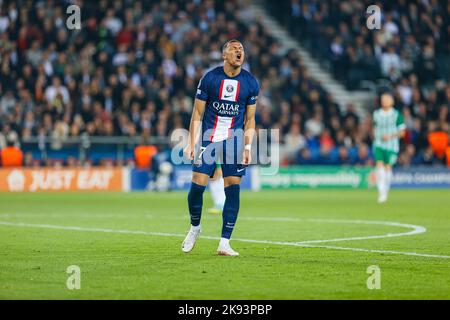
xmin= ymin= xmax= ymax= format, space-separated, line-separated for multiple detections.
xmin=0 ymin=0 xmax=448 ymax=167
xmin=267 ymin=0 xmax=450 ymax=166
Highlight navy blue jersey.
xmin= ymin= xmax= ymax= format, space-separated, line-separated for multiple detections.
xmin=196 ymin=66 xmax=259 ymax=143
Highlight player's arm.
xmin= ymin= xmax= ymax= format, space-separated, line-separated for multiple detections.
xmin=371 ymin=115 xmax=377 ymax=140
xmin=389 ymin=128 xmax=406 ymax=139
xmin=185 ymin=98 xmax=206 ymax=160
xmin=382 ymin=130 xmax=405 ymax=141
xmin=243 ymin=104 xmax=256 ymax=165
xmin=395 ymin=113 xmax=406 ymax=139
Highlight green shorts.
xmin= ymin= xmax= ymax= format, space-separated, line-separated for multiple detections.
xmin=374 ymin=147 xmax=398 ymax=165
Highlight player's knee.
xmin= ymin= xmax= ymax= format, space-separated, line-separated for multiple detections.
xmin=224 ymin=184 xmax=240 ymax=211
xmin=192 ymin=172 xmax=209 ymax=186
xmin=188 ymin=182 xmax=206 ymax=209
xmin=224 ymin=177 xmax=241 ymax=188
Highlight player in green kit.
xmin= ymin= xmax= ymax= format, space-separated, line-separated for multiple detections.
xmin=372 ymin=91 xmax=406 ymax=203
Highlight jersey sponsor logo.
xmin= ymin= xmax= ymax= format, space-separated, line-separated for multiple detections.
xmin=212 ymin=101 xmax=239 ymax=116
xmin=219 ymin=79 xmax=240 ymax=102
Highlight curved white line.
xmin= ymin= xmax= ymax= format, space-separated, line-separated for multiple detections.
xmin=295 ymin=219 xmax=426 ymax=244
xmin=0 ymin=214 xmax=426 ymax=244
xmin=300 ymin=244 xmax=450 ymax=259
xmin=0 ymin=219 xmax=448 ymax=259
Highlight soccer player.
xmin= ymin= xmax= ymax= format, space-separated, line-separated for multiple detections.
xmin=182 ymin=39 xmax=259 ymax=256
xmin=372 ymin=92 xmax=406 ymax=203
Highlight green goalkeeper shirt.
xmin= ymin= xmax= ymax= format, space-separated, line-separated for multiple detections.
xmin=373 ymin=108 xmax=406 ymax=152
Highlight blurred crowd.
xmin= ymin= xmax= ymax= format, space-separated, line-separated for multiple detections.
xmin=270 ymin=0 xmax=450 ymax=89
xmin=268 ymin=0 xmax=450 ymax=166
xmin=0 ymin=0 xmax=448 ymax=167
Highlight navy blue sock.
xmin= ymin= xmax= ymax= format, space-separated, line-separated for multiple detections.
xmin=188 ymin=182 xmax=206 ymax=227
xmin=221 ymin=184 xmax=240 ymax=239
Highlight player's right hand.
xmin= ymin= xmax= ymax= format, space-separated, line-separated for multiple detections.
xmin=184 ymin=144 xmax=195 ymax=161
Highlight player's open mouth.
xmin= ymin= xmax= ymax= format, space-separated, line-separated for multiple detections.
xmin=236 ymin=54 xmax=242 ymax=60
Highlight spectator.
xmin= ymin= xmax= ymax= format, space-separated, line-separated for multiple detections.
xmin=134 ymin=144 xmax=158 ymax=170
xmin=1 ymin=140 xmax=23 ymax=167
xmin=353 ymin=144 xmax=373 ymax=166
xmin=335 ymin=146 xmax=351 ymax=165
xmin=428 ymin=130 xmax=449 ymax=161
xmin=381 ymin=46 xmax=401 ymax=78
xmin=305 ymin=109 xmax=324 ymax=137
xmin=296 ymin=147 xmax=313 ymax=165
xmin=284 ymin=123 xmax=306 ymax=160
xmin=44 ymin=76 xmax=70 ymax=105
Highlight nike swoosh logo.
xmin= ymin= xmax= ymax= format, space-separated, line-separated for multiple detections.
xmin=224 ymin=94 xmax=233 ymax=98
xmin=237 ymin=168 xmax=245 ymax=173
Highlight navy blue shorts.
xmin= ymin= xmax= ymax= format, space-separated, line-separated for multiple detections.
xmin=192 ymin=138 xmax=247 ymax=178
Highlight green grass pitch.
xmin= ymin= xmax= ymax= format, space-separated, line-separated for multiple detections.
xmin=0 ymin=189 xmax=449 ymax=299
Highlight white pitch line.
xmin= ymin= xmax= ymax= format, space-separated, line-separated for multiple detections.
xmin=301 ymin=244 xmax=450 ymax=259
xmin=0 ymin=221 xmax=186 ymax=238
xmin=294 ymin=219 xmax=426 ymax=244
xmin=0 ymin=220 xmax=449 ymax=259
xmin=0 ymin=214 xmax=427 ymax=245
xmin=32 ymin=213 xmax=426 ymax=245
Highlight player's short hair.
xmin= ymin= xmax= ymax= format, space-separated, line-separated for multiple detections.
xmin=222 ymin=39 xmax=243 ymax=53
xmin=378 ymin=86 xmax=393 ymax=97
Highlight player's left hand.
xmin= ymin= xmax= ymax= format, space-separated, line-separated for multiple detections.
xmin=243 ymin=149 xmax=251 ymax=166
